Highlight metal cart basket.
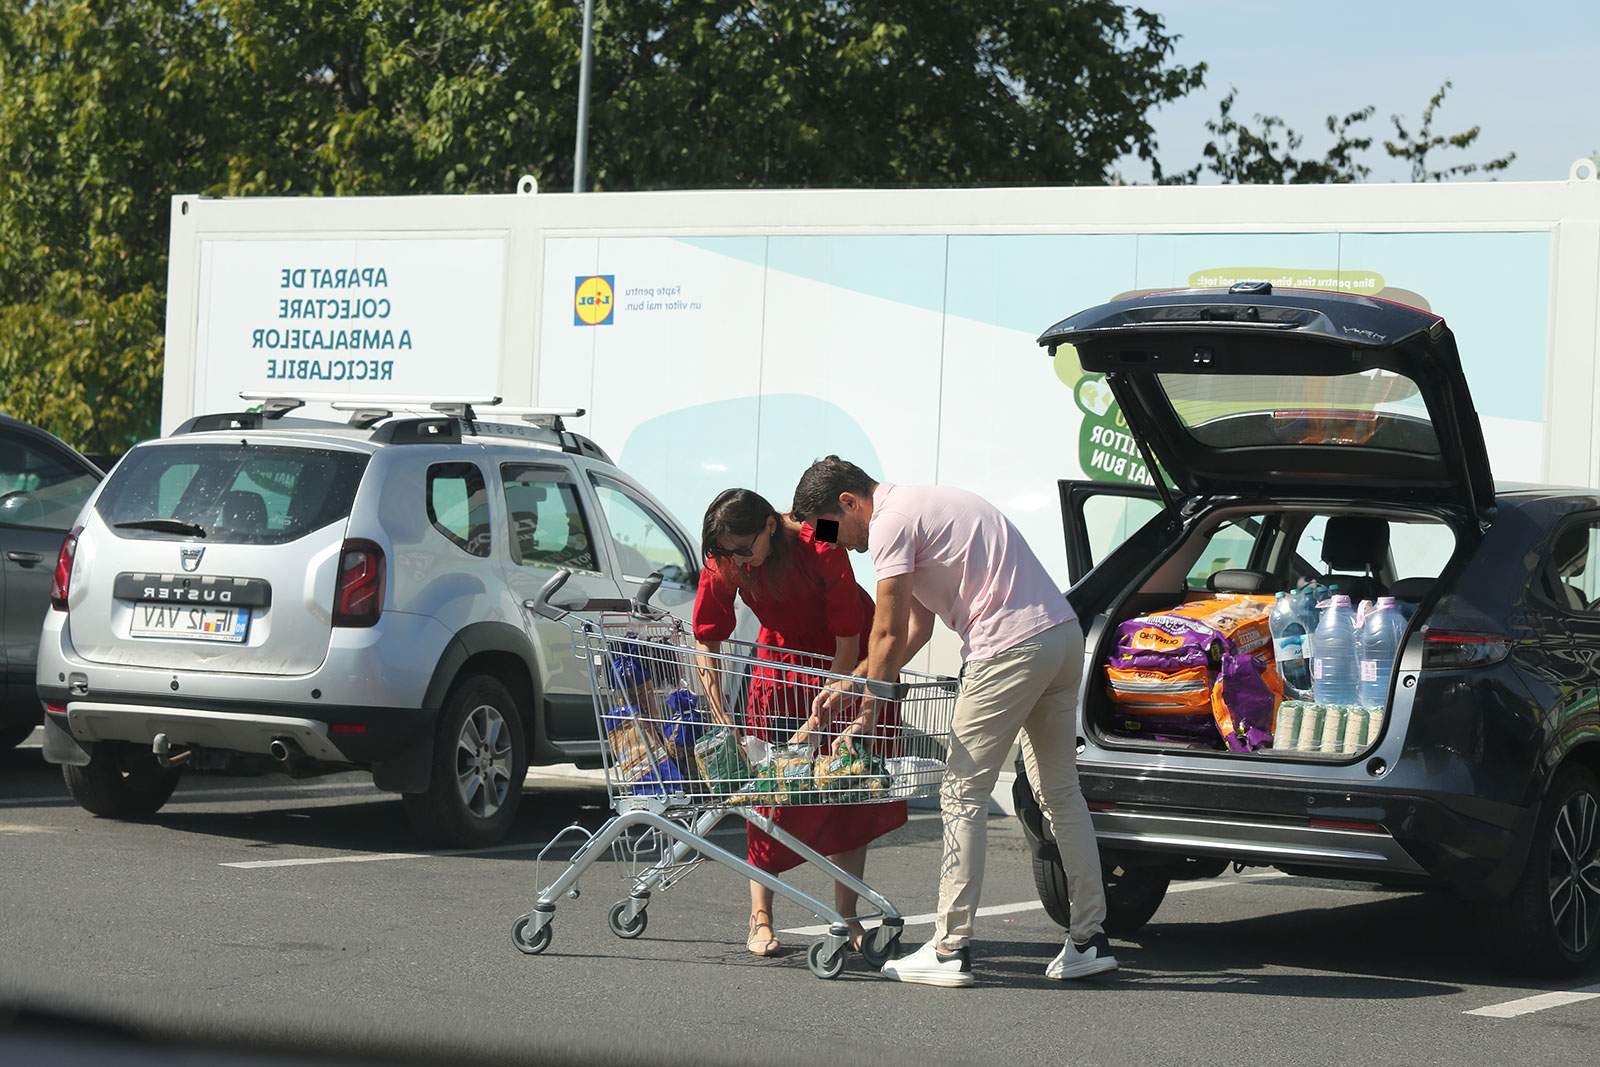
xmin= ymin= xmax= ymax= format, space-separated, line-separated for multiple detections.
xmin=509 ymin=570 xmax=958 ymax=978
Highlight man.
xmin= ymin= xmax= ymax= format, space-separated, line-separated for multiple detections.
xmin=792 ymin=456 xmax=1114 ymax=988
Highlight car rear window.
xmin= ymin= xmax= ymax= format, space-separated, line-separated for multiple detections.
xmin=1155 ymin=370 xmax=1440 ymax=455
xmin=95 ymin=444 xmax=368 ymax=545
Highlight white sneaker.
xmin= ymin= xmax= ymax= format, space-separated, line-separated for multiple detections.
xmin=880 ymin=940 xmax=974 ymax=988
xmin=1047 ymin=932 xmax=1119 ymax=980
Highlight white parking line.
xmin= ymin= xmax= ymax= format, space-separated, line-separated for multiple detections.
xmin=1463 ymin=984 xmax=1600 ymax=1019
xmin=221 ymin=838 xmax=555 ymax=868
xmin=779 ymin=871 xmax=1289 ymax=936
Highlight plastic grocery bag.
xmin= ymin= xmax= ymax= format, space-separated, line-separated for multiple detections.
xmin=659 ymin=688 xmax=706 ymax=760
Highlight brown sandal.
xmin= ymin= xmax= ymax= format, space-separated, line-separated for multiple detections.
xmin=747 ymin=911 xmax=781 ymax=957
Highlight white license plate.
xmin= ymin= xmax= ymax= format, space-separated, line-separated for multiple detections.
xmin=129 ymin=603 xmax=250 ymax=643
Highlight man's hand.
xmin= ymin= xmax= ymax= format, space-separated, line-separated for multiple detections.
xmin=830 ymin=693 xmax=880 ymax=754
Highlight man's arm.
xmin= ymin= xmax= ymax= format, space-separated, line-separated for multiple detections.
xmin=862 ymin=574 xmax=918 ymax=683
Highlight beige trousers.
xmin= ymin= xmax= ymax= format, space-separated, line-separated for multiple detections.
xmin=933 ymin=620 xmax=1108 ymax=950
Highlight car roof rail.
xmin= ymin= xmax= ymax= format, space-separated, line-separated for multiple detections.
xmin=239 ymin=391 xmax=503 ymax=425
xmin=171 ymin=396 xmax=351 ymax=435
xmin=368 ymin=416 xmax=464 ymax=445
xmin=469 ymin=415 xmax=612 ymax=464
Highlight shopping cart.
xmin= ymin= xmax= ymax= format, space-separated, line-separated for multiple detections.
xmin=509 ymin=570 xmax=958 ymax=979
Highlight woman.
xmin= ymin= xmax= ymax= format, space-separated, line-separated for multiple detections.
xmin=693 ymin=488 xmax=907 ymax=957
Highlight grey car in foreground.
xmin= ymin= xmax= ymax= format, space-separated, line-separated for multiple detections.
xmin=38 ymin=399 xmax=700 ymax=847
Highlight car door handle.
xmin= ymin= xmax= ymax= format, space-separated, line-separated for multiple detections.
xmin=6 ymin=551 xmax=44 ymax=566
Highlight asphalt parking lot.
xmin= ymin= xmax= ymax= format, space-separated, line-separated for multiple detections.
xmin=1 ymin=729 xmax=1596 ymax=1066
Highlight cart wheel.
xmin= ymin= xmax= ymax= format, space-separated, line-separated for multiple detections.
xmin=857 ymin=925 xmax=901 ymax=968
xmin=511 ymin=915 xmax=553 ymax=955
xmin=807 ymin=939 xmax=846 ymax=979
xmin=607 ymin=900 xmax=648 ymax=939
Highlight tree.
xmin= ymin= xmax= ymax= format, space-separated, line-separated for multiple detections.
xmin=1 ymin=0 xmax=1205 ymax=452
xmin=1161 ymin=88 xmax=1372 ymax=184
xmin=1384 ymin=79 xmax=1514 ymax=183
xmin=1175 ymin=80 xmax=1513 ymax=186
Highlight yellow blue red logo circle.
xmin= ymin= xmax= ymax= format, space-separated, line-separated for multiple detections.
xmin=574 ymin=275 xmax=615 ymax=326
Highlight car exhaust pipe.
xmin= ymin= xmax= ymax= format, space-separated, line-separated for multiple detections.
xmin=269 ymin=737 xmax=299 ymax=763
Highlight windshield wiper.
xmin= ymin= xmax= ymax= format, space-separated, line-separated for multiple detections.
xmin=113 ymin=518 xmax=207 ymax=537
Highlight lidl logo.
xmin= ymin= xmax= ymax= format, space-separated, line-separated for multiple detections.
xmin=574 ymin=275 xmax=615 ymax=326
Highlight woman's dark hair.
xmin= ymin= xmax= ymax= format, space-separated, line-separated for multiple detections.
xmin=791 ymin=456 xmax=876 ymax=521
xmin=702 ymin=488 xmax=792 ymax=587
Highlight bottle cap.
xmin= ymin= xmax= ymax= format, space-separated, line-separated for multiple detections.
xmin=1377 ymin=596 xmax=1397 ymax=607
xmin=1331 ymin=594 xmax=1352 ymax=608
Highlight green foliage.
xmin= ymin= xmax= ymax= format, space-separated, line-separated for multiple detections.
xmin=1 ymin=0 xmax=1203 ymax=453
xmin=1383 ymin=80 xmax=1515 ymax=183
xmin=1173 ymin=80 xmax=1513 ymax=187
xmin=1162 ymin=88 xmax=1373 ymax=184
xmin=0 ymin=275 xmax=164 ymax=455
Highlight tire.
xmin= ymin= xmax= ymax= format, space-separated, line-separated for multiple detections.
xmin=807 ymin=939 xmax=845 ymax=979
xmin=858 ymin=924 xmax=901 ymax=967
xmin=1479 ymin=765 xmax=1600 ymax=975
xmin=607 ymin=900 xmax=648 ymax=939
xmin=1033 ymin=854 xmax=1170 ymax=938
xmin=62 ymin=741 xmax=181 ymax=818
xmin=1 ymin=723 xmax=37 ymax=750
xmin=403 ymin=675 xmax=528 ymax=848
xmin=511 ymin=915 xmax=552 ymax=955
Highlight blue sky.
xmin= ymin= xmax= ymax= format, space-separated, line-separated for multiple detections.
xmin=1122 ymin=1 xmax=1600 ymax=183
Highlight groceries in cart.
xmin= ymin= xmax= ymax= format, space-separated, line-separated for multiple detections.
xmin=511 ymin=568 xmax=960 ymax=977
xmin=1104 ymin=594 xmax=1283 ymax=752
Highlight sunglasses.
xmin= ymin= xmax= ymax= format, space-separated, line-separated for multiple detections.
xmin=709 ymin=526 xmax=770 ymax=559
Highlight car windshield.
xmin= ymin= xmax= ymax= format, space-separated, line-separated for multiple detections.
xmin=1156 ymin=369 xmax=1440 ymax=454
xmin=94 ymin=443 xmax=369 ymax=545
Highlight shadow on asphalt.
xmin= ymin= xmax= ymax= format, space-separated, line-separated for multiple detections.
xmin=975 ymin=888 xmax=1600 ymax=997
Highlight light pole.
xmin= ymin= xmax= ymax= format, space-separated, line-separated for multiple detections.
xmin=572 ymin=0 xmax=596 ymax=193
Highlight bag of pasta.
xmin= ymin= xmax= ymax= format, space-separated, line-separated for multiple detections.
xmin=693 ymin=724 xmax=751 ymax=796
xmin=814 ymin=739 xmax=890 ymax=802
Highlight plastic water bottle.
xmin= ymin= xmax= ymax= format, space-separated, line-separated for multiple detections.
xmin=1269 ymin=590 xmax=1315 ymax=700
xmin=1357 ymin=597 xmax=1407 ymax=707
xmin=1311 ymin=595 xmax=1359 ymax=706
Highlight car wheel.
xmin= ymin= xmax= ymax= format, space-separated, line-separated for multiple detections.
xmin=1032 ymin=854 xmax=1170 ymax=937
xmin=62 ymin=741 xmax=181 ymax=818
xmin=403 ymin=674 xmax=527 ymax=848
xmin=1 ymin=723 xmax=37 ymax=750
xmin=1481 ymin=765 xmax=1600 ymax=975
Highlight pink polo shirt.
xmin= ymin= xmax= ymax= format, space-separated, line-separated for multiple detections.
xmin=868 ymin=483 xmax=1075 ymax=661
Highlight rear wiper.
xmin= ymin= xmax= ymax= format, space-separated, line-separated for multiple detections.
xmin=113 ymin=518 xmax=207 ymax=537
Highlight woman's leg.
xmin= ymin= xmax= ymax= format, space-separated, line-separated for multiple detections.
xmin=829 ymin=845 xmax=869 ymax=946
xmin=748 ymin=879 xmax=780 ymax=956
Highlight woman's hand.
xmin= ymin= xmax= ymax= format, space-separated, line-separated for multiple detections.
xmin=784 ymin=713 xmax=822 ymax=748
xmin=811 ymin=677 xmax=861 ymax=721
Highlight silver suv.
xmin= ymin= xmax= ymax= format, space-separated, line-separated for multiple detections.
xmin=37 ymin=398 xmax=700 ymax=847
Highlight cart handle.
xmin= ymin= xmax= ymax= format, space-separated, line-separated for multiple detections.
xmin=529 ymin=569 xmax=574 ymax=621
xmin=631 ymin=571 xmax=663 ymax=613
xmin=524 ymin=568 xmax=658 ymax=621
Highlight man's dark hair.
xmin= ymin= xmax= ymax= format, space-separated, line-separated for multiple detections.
xmin=791 ymin=456 xmax=877 ymax=520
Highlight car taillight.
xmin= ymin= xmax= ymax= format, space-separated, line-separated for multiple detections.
xmin=1421 ymin=629 xmax=1510 ymax=670
xmin=50 ymin=526 xmax=82 ymax=611
xmin=332 ymin=539 xmax=385 ymax=628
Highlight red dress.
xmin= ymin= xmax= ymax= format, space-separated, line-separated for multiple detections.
xmin=694 ymin=523 xmax=908 ymax=873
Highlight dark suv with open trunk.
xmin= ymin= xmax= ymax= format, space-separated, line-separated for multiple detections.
xmin=1013 ymin=285 xmax=1600 ymax=975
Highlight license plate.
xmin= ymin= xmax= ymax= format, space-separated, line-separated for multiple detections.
xmin=129 ymin=603 xmax=250 ymax=643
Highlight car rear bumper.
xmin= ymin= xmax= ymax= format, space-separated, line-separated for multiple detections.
xmin=61 ymin=702 xmax=352 ymax=762
xmin=1017 ymin=760 xmax=1536 ymax=899
xmin=39 ymin=690 xmax=431 ymax=767
xmin=1088 ymin=805 xmax=1428 ymax=875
